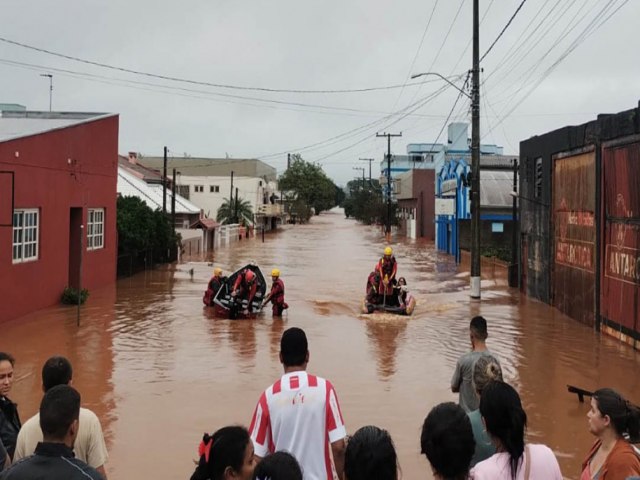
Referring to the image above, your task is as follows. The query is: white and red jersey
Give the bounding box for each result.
[249,371,346,480]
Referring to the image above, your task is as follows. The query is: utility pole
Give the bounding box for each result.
[510,159,518,288]
[470,0,481,299]
[171,168,177,230]
[230,170,234,220]
[40,73,53,111]
[287,153,291,170]
[360,158,374,184]
[376,132,402,236]
[353,167,365,190]
[235,187,239,224]
[163,146,168,214]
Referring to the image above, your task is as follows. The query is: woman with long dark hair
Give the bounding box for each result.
[191,426,256,480]
[581,388,640,479]
[470,381,562,479]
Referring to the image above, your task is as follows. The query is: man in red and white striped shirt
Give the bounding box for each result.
[249,328,347,480]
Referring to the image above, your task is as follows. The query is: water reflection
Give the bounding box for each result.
[363,316,408,380]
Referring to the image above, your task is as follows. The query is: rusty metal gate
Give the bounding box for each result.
[600,137,640,341]
[552,148,596,326]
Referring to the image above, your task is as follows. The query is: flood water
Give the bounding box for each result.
[4,208,640,479]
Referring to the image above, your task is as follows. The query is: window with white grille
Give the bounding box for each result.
[87,208,105,250]
[12,209,39,263]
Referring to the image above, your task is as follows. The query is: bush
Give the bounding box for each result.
[61,287,89,305]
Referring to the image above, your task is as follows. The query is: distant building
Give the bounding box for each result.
[136,156,284,231]
[433,123,518,260]
[0,110,118,323]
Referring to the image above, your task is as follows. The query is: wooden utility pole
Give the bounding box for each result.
[162,146,168,214]
[360,158,374,184]
[376,132,402,236]
[470,0,481,299]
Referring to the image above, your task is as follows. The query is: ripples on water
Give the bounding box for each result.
[3,209,640,479]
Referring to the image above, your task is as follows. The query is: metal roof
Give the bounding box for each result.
[137,156,278,182]
[479,170,516,207]
[117,167,201,214]
[0,111,113,143]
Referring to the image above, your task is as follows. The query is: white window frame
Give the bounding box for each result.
[87,208,105,250]
[209,185,220,193]
[12,209,39,263]
[194,185,204,193]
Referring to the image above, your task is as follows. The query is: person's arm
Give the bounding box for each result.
[451,359,462,393]
[96,465,107,480]
[331,438,346,480]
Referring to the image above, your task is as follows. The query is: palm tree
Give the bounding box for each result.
[216,197,254,225]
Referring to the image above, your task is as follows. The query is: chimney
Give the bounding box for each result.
[128,152,137,164]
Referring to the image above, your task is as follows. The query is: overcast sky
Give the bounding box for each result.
[2,0,639,185]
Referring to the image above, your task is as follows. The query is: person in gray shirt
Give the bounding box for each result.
[451,316,500,412]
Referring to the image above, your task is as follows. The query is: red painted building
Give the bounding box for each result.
[0,111,119,323]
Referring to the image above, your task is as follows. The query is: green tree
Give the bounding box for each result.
[278,155,339,216]
[343,179,396,226]
[116,196,178,261]
[216,197,254,225]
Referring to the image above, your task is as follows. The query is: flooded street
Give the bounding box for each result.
[4,208,640,479]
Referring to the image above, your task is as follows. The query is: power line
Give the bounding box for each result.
[0,35,457,95]
[480,0,529,63]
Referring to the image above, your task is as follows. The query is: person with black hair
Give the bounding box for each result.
[249,327,347,480]
[451,316,500,412]
[345,426,398,480]
[191,426,256,480]
[420,402,474,480]
[253,451,302,480]
[0,385,102,479]
[470,381,562,479]
[13,356,108,478]
[581,388,640,479]
[0,353,20,462]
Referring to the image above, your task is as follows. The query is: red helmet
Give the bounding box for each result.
[245,270,256,283]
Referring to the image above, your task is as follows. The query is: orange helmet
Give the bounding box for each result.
[245,270,256,283]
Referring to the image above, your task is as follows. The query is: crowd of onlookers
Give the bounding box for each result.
[1,317,640,479]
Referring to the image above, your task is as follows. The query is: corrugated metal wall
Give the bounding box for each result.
[552,149,596,326]
[600,137,640,338]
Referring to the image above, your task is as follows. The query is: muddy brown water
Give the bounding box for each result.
[3,208,640,479]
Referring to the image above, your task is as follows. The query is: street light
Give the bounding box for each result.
[410,72,471,99]
[40,73,53,111]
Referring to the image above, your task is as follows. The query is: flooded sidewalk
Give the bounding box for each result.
[3,209,640,479]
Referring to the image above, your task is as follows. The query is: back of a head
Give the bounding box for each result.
[479,381,526,478]
[593,388,640,441]
[470,316,488,341]
[42,356,73,391]
[421,402,474,480]
[280,327,308,367]
[253,451,302,480]
[473,355,502,396]
[345,426,398,480]
[192,426,251,480]
[39,384,81,441]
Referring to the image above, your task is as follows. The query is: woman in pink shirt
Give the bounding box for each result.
[470,381,562,480]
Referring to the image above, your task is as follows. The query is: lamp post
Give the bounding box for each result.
[411,63,480,299]
[40,73,53,111]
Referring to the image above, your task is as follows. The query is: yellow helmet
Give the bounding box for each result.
[213,267,222,276]
[271,268,280,277]
[384,246,393,256]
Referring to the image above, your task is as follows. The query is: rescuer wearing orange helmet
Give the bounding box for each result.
[203,267,227,306]
[231,268,259,315]
[262,268,289,316]
[374,246,398,299]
